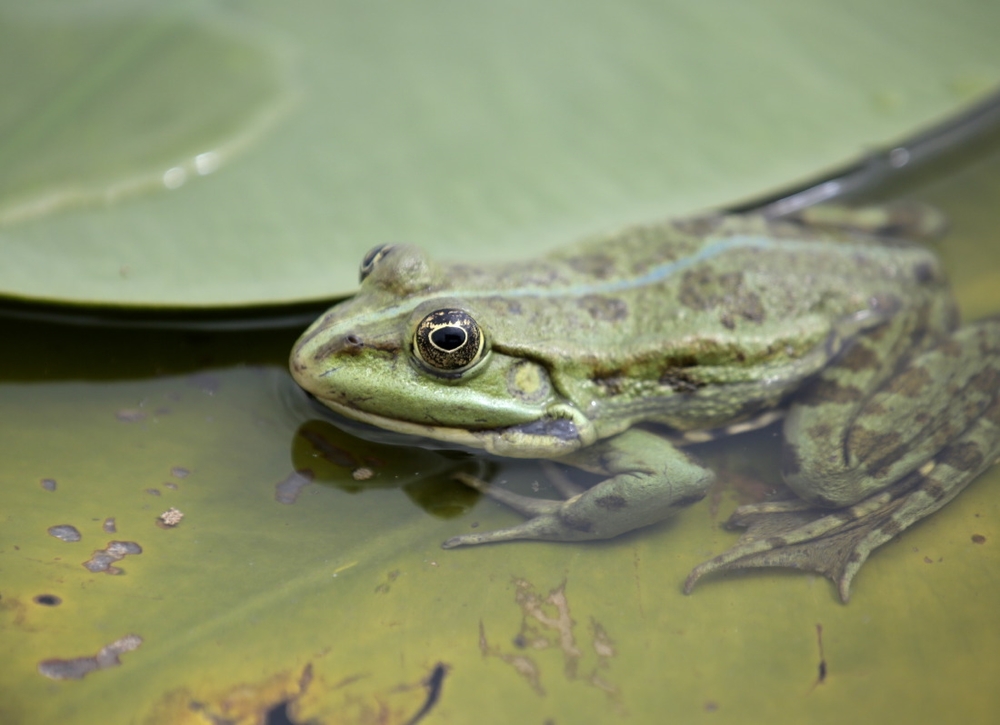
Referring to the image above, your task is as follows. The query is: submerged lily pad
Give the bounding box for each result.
[1,0,999,307]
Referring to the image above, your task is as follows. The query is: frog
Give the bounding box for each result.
[289,202,1000,602]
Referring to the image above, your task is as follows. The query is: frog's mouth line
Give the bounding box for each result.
[308,394,590,459]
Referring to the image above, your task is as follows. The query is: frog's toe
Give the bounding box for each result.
[441,513,578,548]
[445,472,595,547]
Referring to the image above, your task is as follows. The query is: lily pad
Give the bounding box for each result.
[1,0,999,307]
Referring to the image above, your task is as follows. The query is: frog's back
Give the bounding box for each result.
[472,213,944,354]
[452,211,947,431]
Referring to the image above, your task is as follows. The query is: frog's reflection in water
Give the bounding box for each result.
[290,417,493,519]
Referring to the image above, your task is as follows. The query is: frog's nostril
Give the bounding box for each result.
[345,334,362,347]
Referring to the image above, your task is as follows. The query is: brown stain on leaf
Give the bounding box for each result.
[152,664,317,725]
[479,620,545,695]
[148,659,439,725]
[82,540,142,575]
[38,634,143,680]
[374,570,400,594]
[478,577,622,708]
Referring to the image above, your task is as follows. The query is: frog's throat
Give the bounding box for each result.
[313,397,597,459]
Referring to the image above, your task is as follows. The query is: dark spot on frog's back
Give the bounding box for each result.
[839,342,879,372]
[483,296,523,315]
[801,379,864,405]
[939,338,963,358]
[735,291,765,324]
[579,295,628,321]
[885,366,932,398]
[568,253,616,279]
[671,214,724,237]
[678,269,735,310]
[984,398,1000,427]
[679,270,763,325]
[969,366,1000,394]
[719,292,767,330]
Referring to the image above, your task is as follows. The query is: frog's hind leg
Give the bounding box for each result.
[686,316,1000,601]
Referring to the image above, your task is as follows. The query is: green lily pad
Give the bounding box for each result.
[1,0,999,307]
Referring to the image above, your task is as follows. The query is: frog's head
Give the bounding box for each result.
[290,244,596,458]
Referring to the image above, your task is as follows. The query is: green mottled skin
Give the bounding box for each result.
[291,204,1000,602]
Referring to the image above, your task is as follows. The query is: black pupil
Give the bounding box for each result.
[431,326,465,351]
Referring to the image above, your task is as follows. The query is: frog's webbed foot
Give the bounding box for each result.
[685,410,999,601]
[442,429,713,549]
[684,487,907,603]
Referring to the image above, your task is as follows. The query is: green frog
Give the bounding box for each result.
[290,204,1000,602]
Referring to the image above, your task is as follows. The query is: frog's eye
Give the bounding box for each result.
[359,244,398,282]
[413,309,487,374]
